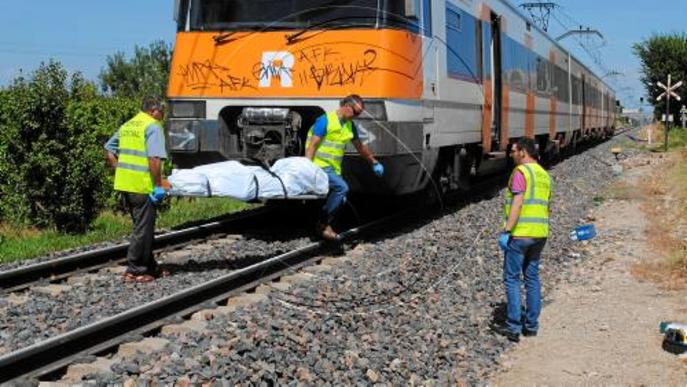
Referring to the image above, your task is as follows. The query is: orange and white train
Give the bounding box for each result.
[166,0,616,196]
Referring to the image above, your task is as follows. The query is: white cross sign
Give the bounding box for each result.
[657,75,682,101]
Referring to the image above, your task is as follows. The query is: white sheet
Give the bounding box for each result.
[169,157,329,201]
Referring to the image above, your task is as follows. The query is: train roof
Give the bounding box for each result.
[496,0,615,94]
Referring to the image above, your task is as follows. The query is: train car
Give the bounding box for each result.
[166,0,615,196]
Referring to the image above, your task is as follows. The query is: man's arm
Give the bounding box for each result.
[305,115,327,161]
[305,135,322,160]
[504,193,524,232]
[145,123,167,188]
[351,139,377,165]
[104,130,120,169]
[148,157,163,187]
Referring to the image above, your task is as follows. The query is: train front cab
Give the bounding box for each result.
[166,0,436,196]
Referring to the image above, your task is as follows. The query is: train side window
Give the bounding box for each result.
[445,4,477,81]
[447,9,461,31]
[422,0,432,37]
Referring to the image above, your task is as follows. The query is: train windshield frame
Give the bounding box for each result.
[176,0,416,32]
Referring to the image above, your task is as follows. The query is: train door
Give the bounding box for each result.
[489,12,503,149]
[581,73,587,135]
[420,0,436,127]
[420,0,435,97]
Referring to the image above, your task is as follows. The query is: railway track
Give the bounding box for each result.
[0,207,275,292]
[0,129,628,294]
[0,212,407,383]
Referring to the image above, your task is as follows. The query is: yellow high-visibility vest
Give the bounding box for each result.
[305,111,354,175]
[504,162,552,238]
[113,112,158,194]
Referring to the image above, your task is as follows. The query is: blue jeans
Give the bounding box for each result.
[320,167,349,225]
[503,238,547,334]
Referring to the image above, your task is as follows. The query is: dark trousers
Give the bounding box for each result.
[121,192,158,275]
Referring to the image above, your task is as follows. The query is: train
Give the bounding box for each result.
[166,0,616,196]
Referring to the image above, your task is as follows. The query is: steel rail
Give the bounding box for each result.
[0,207,272,292]
[0,212,402,383]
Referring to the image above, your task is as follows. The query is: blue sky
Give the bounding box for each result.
[1,0,685,108]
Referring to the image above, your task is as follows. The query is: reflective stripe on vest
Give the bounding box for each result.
[305,111,354,175]
[504,162,552,238]
[113,111,158,194]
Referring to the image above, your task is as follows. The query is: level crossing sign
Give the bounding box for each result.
[657,75,682,102]
[657,74,683,150]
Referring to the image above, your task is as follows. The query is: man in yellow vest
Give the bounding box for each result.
[305,95,384,241]
[493,137,551,342]
[105,96,169,283]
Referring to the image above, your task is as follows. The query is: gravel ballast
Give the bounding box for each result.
[0,232,312,357]
[79,137,639,385]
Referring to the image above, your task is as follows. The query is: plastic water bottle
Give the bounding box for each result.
[569,224,596,241]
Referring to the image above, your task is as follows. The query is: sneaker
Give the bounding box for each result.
[123,272,156,283]
[522,329,538,337]
[491,324,520,342]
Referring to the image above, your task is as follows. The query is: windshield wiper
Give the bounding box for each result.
[213,31,239,45]
[284,16,376,45]
[213,23,301,45]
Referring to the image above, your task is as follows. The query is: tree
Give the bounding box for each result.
[633,33,687,119]
[0,62,138,232]
[99,40,172,99]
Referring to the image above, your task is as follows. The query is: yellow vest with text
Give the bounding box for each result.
[305,111,354,175]
[504,163,551,238]
[113,112,158,194]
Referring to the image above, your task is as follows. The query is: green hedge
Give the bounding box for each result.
[0,62,139,232]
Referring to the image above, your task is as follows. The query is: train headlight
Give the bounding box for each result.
[168,121,199,151]
[169,100,206,119]
[359,101,387,121]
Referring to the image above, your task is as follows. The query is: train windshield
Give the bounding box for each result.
[177,0,413,32]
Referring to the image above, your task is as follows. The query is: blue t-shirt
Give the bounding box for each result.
[310,115,360,140]
[104,122,167,158]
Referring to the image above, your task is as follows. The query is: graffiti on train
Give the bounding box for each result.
[168,30,423,98]
[177,60,255,92]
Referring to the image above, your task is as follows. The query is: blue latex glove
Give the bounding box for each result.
[372,162,384,177]
[498,231,511,251]
[149,186,167,205]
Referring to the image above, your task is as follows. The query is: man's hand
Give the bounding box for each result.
[105,151,118,169]
[372,162,384,177]
[498,231,511,251]
[149,186,167,205]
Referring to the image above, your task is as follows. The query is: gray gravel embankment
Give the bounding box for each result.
[0,233,311,356]
[90,137,638,385]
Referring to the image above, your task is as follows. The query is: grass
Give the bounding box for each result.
[619,125,687,153]
[0,197,252,264]
[637,125,687,151]
[631,147,687,289]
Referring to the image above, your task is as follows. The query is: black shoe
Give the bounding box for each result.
[522,329,538,337]
[491,324,520,342]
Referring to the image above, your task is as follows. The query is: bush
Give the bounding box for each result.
[0,61,139,232]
